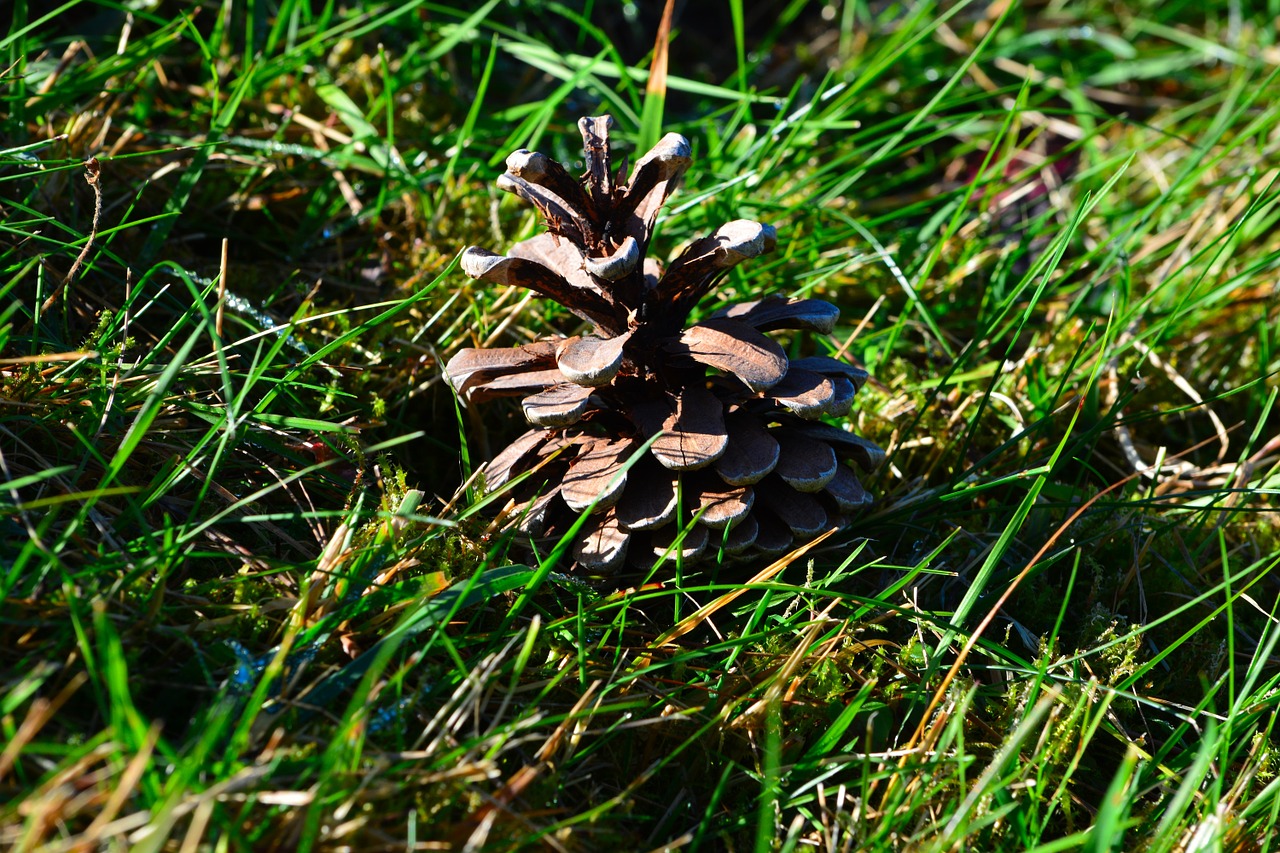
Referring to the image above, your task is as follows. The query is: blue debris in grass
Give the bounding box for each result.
[223,638,320,713]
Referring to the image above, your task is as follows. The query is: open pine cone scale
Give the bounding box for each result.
[446,116,882,575]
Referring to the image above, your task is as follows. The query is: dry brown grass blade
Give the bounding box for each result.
[303,520,353,620]
[646,0,676,102]
[0,351,98,365]
[216,237,229,339]
[655,527,838,647]
[74,723,162,849]
[176,799,215,853]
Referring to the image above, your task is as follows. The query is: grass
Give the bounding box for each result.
[3,0,1280,849]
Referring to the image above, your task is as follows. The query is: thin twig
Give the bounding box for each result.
[41,157,102,314]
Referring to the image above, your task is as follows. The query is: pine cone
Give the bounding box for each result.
[446,116,883,575]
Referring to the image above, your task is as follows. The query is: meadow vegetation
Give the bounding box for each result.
[3,0,1280,849]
